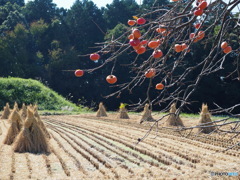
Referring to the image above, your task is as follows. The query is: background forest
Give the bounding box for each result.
[0,0,239,112]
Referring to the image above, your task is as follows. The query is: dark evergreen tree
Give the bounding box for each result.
[142,0,169,7]
[103,0,139,29]
[0,0,24,6]
[66,0,106,53]
[0,2,26,32]
[23,0,57,23]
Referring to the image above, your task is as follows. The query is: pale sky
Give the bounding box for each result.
[24,0,142,9]
[24,0,239,12]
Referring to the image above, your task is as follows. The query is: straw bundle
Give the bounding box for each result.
[3,109,23,145]
[1,103,11,119]
[33,104,38,111]
[139,104,154,124]
[14,102,19,112]
[13,109,50,153]
[34,108,51,139]
[96,102,108,117]
[198,104,216,133]
[165,103,184,126]
[117,104,129,119]
[19,103,27,119]
[29,104,34,110]
[8,106,21,123]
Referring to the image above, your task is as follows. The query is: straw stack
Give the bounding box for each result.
[164,103,184,126]
[117,103,129,119]
[14,102,19,112]
[198,104,216,133]
[33,105,51,139]
[1,103,11,119]
[13,108,50,153]
[3,109,23,145]
[19,103,27,119]
[96,102,108,117]
[139,104,154,124]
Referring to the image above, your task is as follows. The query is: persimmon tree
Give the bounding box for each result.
[80,0,240,150]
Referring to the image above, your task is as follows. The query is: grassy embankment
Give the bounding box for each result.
[0,77,89,114]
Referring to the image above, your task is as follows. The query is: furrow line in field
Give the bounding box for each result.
[87,125,204,165]
[13,153,31,180]
[0,141,4,179]
[152,136,228,166]
[50,144,71,177]
[108,129,202,165]
[46,120,166,168]
[90,125,200,168]
[81,124,201,165]
[10,150,15,180]
[56,117,239,157]
[28,153,50,180]
[0,123,13,180]
[47,130,104,178]
[64,125,144,168]
[45,118,195,164]
[48,125,120,179]
[69,118,239,166]
[25,154,32,179]
[45,119,180,170]
[45,118,238,171]
[0,144,3,157]
[47,128,107,177]
[59,116,237,150]
[42,154,52,175]
[53,126,134,171]
[49,131,88,175]
[46,120,161,167]
[44,117,240,176]
[46,119,188,167]
[155,130,240,157]
[81,122,238,166]
[0,146,12,179]
[43,150,69,178]
[153,127,237,150]
[45,116,201,145]
[48,123,145,171]
[64,125,183,170]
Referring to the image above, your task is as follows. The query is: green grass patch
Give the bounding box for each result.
[180,113,199,118]
[0,77,89,112]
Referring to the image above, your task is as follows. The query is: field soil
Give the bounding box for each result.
[0,113,239,180]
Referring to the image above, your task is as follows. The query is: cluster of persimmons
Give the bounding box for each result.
[74,0,232,92]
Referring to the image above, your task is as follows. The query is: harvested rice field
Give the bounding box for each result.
[0,113,239,180]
